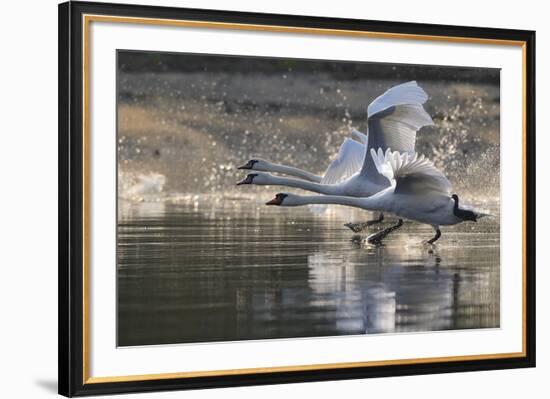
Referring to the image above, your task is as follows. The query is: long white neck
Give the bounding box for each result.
[261,175,342,195]
[263,163,322,183]
[289,194,385,212]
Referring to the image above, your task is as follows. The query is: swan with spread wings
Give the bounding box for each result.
[237,81,434,232]
[265,148,486,244]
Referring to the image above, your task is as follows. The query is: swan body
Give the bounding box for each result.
[266,148,485,243]
[271,190,461,227]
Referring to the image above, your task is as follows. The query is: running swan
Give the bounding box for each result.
[237,81,434,231]
[265,148,487,244]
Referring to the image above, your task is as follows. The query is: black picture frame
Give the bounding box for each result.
[59,1,536,396]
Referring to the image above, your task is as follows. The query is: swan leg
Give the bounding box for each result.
[427,228,442,245]
[366,219,403,244]
[345,213,384,233]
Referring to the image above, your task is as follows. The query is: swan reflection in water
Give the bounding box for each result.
[117,202,499,346]
[306,237,498,336]
[307,247,452,335]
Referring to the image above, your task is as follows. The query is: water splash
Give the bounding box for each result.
[119,171,166,202]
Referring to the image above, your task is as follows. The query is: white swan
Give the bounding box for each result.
[237,81,433,231]
[265,148,486,244]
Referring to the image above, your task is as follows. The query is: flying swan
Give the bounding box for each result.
[264,148,486,244]
[237,81,434,232]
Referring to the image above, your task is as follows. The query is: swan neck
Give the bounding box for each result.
[268,176,339,195]
[298,194,381,211]
[268,164,322,183]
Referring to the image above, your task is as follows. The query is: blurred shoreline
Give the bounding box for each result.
[119,50,500,84]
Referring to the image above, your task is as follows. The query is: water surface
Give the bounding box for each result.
[117,200,500,346]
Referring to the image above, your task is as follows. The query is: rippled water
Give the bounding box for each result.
[117,200,500,347]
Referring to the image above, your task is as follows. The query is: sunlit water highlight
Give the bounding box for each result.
[117,199,499,346]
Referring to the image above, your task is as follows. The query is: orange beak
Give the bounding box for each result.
[265,197,281,206]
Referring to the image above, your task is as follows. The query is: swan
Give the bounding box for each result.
[264,148,486,244]
[237,81,434,232]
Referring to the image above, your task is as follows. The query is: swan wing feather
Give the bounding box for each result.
[367,81,429,117]
[370,148,452,195]
[360,82,434,179]
[321,137,365,184]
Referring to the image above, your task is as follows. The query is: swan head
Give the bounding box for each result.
[265,193,289,206]
[236,173,258,185]
[236,172,274,186]
[265,193,306,206]
[237,158,271,171]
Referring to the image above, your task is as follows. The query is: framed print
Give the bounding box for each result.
[58,1,536,396]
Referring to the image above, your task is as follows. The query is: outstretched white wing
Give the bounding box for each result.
[370,148,452,195]
[321,132,366,184]
[367,104,433,152]
[360,81,434,180]
[367,80,430,116]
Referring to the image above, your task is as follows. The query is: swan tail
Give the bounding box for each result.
[475,211,492,219]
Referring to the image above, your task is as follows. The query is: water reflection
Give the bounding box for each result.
[117,200,499,347]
